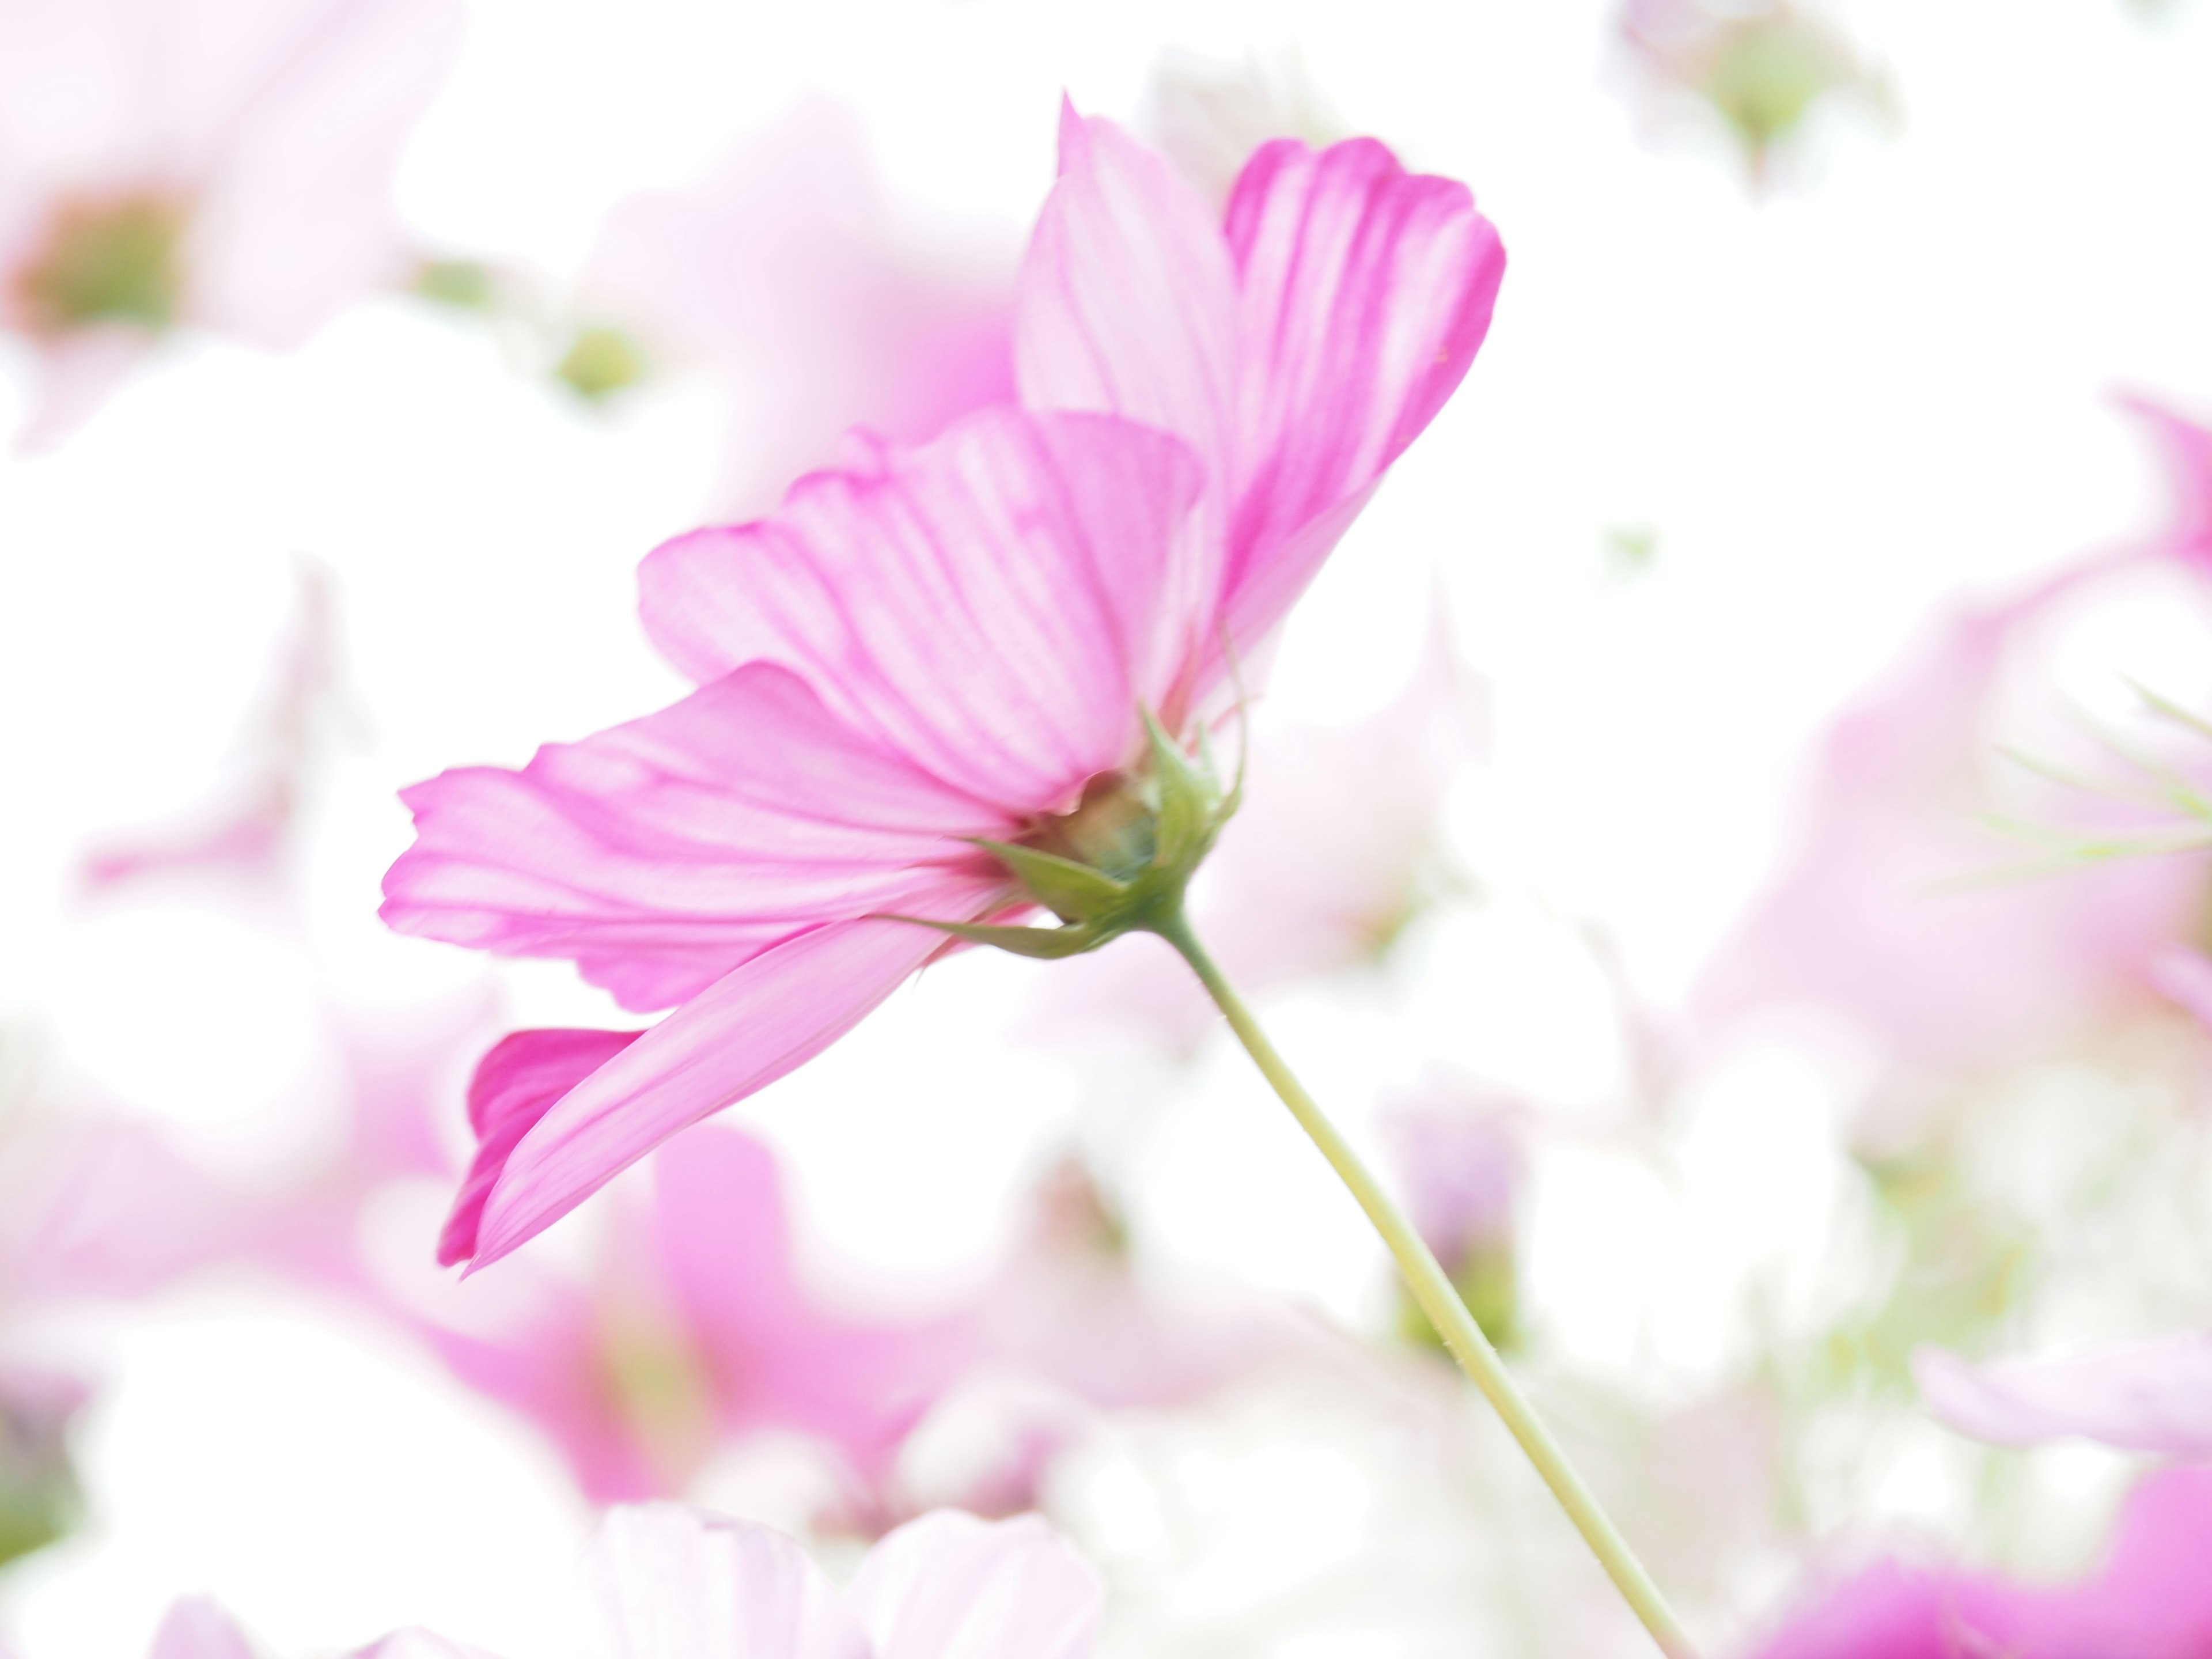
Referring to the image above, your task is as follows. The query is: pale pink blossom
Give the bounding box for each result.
[384,111,1505,1269]
[579,101,1018,517]
[1747,1465,2212,1658]
[587,1503,1099,1659]
[1700,398,2212,1075]
[1914,1335,2212,1457]
[0,0,460,444]
[1027,609,1484,1055]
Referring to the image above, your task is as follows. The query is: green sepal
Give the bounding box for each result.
[1142,706,1214,871]
[879,915,1107,960]
[971,839,1129,923]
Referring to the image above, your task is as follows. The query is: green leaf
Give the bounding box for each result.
[972,839,1130,922]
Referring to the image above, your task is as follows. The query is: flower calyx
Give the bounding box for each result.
[916,708,1240,960]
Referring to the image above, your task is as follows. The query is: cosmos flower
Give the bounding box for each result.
[382,109,1504,1269]
[1745,1465,2212,1658]
[0,0,460,444]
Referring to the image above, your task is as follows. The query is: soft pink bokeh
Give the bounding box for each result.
[1746,1465,2212,1659]
[1698,399,2212,1080]
[580,101,1018,518]
[0,0,462,444]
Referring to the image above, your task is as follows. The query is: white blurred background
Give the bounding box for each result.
[2,1,2211,1656]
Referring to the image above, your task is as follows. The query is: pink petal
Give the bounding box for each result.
[1014,103,1239,647]
[147,1601,256,1659]
[1914,1337,2212,1457]
[437,1028,644,1266]
[470,890,1002,1270]
[382,662,1010,1012]
[1212,136,1505,656]
[847,1512,1103,1659]
[653,1127,971,1476]
[589,1504,869,1659]
[638,404,1203,812]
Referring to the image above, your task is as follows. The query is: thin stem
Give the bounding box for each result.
[1153,911,1701,1659]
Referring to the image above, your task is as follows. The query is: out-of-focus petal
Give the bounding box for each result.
[653,1127,969,1479]
[590,1503,869,1659]
[188,0,465,346]
[471,891,1002,1269]
[147,1600,257,1659]
[1747,1467,2212,1658]
[2119,394,2212,567]
[1212,137,1505,656]
[584,99,1015,518]
[437,1028,644,1266]
[846,1511,1103,1659]
[1914,1336,2212,1456]
[1696,571,2202,1070]
[382,662,1010,1012]
[2149,944,2212,1032]
[638,407,1204,810]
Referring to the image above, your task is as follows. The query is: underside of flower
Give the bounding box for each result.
[914,709,1241,959]
[14,191,189,338]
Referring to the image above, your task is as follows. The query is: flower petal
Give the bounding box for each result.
[1915,1337,2212,1457]
[147,1601,256,1659]
[437,1028,643,1266]
[1213,136,1505,655]
[638,406,1203,810]
[1013,102,1238,643]
[382,662,1009,1013]
[846,1512,1103,1659]
[653,1127,971,1476]
[469,890,1002,1269]
[590,1503,869,1659]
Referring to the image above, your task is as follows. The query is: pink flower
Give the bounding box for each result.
[1695,580,2204,1075]
[1914,1335,2212,1457]
[0,0,460,445]
[382,109,1505,1269]
[579,101,1018,517]
[1700,397,2212,1076]
[1745,1465,2212,1658]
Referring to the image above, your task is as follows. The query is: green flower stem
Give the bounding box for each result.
[1153,910,1700,1659]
